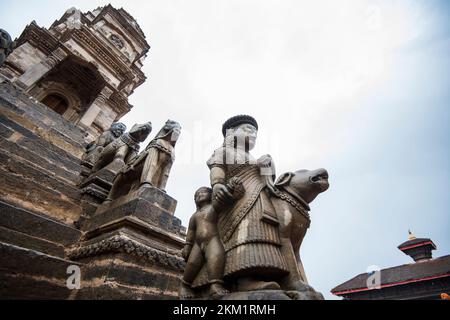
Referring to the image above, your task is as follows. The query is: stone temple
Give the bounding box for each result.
[0,5,186,299]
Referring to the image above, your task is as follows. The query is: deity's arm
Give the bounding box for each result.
[210,166,226,187]
[185,215,197,246]
[182,215,197,260]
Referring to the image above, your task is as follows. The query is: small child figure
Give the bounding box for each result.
[179,178,243,299]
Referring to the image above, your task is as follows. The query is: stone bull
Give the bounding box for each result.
[269,168,329,297]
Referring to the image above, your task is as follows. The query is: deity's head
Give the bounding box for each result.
[222,115,258,151]
[194,186,212,209]
[110,122,127,138]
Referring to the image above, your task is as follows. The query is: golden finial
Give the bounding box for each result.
[408,229,416,241]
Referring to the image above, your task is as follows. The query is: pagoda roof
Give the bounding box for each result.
[331,255,450,296]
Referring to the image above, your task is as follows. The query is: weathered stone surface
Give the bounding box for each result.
[0,273,73,300]
[0,226,65,257]
[0,89,86,155]
[0,149,82,202]
[0,242,80,300]
[79,254,181,293]
[86,196,181,235]
[0,201,81,246]
[0,242,80,279]
[100,185,178,215]
[0,112,84,172]
[0,134,81,183]
[73,283,178,300]
[0,166,83,225]
[79,165,118,191]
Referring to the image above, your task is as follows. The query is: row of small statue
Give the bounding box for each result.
[83,120,181,201]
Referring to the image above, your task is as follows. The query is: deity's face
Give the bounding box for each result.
[232,123,258,151]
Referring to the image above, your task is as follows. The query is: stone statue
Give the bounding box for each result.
[83,122,126,164]
[139,120,181,191]
[180,178,244,300]
[106,120,181,202]
[270,169,329,298]
[0,29,14,66]
[181,115,329,300]
[91,122,152,174]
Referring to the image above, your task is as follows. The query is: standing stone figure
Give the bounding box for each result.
[180,178,244,299]
[182,115,329,300]
[0,29,14,66]
[91,122,152,174]
[139,120,181,191]
[206,115,287,292]
[106,120,181,201]
[83,122,126,165]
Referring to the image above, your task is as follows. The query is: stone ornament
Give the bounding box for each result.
[67,234,185,271]
[180,115,329,300]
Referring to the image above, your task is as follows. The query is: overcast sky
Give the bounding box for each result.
[2,0,449,299]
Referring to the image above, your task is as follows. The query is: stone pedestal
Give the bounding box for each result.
[76,159,124,229]
[68,185,186,299]
[221,289,324,300]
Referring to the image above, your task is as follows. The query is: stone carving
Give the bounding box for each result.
[107,120,181,202]
[181,115,329,300]
[83,122,126,164]
[270,169,329,298]
[0,29,14,66]
[67,234,185,271]
[110,34,124,49]
[91,122,152,174]
[180,178,244,299]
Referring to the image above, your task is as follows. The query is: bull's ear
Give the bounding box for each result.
[275,172,294,187]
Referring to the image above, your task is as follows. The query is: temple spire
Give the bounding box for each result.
[408,229,417,241]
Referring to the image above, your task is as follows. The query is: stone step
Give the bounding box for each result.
[0,82,87,147]
[0,148,82,202]
[0,226,65,258]
[0,132,81,184]
[0,242,80,299]
[0,201,81,246]
[0,113,84,173]
[0,94,87,153]
[0,165,83,225]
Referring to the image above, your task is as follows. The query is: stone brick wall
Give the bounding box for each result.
[0,82,87,226]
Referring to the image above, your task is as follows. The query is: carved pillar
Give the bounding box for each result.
[15,48,68,90]
[78,87,113,127]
